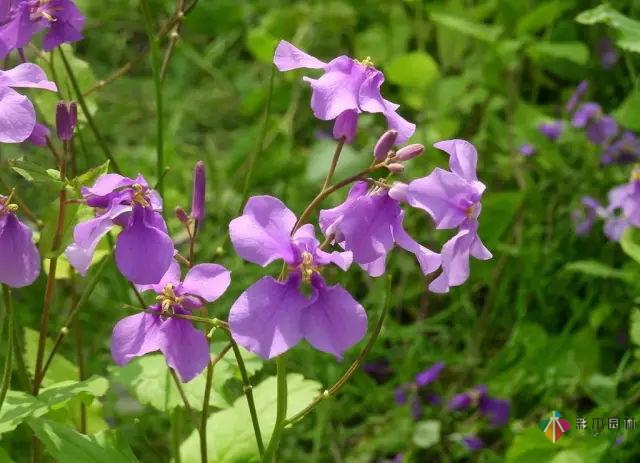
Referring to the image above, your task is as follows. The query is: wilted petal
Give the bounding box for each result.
[111,312,163,365]
[301,277,367,359]
[392,213,440,275]
[159,317,209,382]
[181,263,231,303]
[273,40,326,71]
[229,195,297,266]
[229,275,307,359]
[0,214,40,287]
[0,86,35,143]
[115,205,174,284]
[0,63,57,91]
[434,139,478,182]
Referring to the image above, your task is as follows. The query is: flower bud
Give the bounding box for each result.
[56,101,77,141]
[395,143,424,161]
[388,182,408,203]
[191,161,206,221]
[374,129,398,161]
[333,110,358,143]
[386,163,405,173]
[175,206,189,223]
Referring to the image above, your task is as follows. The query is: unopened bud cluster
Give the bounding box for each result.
[373,130,425,172]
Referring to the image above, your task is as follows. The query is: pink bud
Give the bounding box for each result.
[395,144,424,161]
[386,163,405,173]
[191,161,205,221]
[388,182,409,203]
[175,207,189,223]
[374,129,398,161]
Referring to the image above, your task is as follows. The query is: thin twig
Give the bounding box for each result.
[322,138,345,191]
[169,368,199,428]
[0,285,14,413]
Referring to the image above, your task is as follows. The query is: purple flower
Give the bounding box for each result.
[319,181,440,278]
[565,80,588,114]
[394,385,408,405]
[602,131,640,165]
[0,63,56,143]
[111,260,231,382]
[538,120,563,141]
[572,196,603,236]
[599,170,640,240]
[406,140,492,293]
[596,37,618,70]
[273,40,415,144]
[0,0,84,58]
[0,194,40,287]
[228,195,367,359]
[415,362,444,387]
[518,143,535,157]
[65,173,174,284]
[479,396,510,426]
[190,161,205,222]
[572,103,618,145]
[462,435,484,451]
[25,121,49,146]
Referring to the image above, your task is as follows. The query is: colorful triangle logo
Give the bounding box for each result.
[538,411,571,443]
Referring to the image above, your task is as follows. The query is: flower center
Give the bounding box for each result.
[299,251,318,283]
[0,191,18,215]
[356,56,375,68]
[465,204,477,218]
[631,168,640,182]
[156,284,184,314]
[131,184,151,207]
[31,0,60,23]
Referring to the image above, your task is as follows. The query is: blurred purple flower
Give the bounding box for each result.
[462,435,484,451]
[572,103,618,145]
[0,194,40,287]
[65,174,174,284]
[602,131,640,165]
[596,37,618,70]
[229,195,367,359]
[518,143,535,157]
[394,386,408,405]
[565,80,589,114]
[479,396,510,426]
[111,260,231,382]
[363,359,393,383]
[599,170,640,241]
[538,121,564,141]
[0,63,56,143]
[406,140,492,293]
[572,196,603,236]
[0,0,84,58]
[415,362,445,387]
[273,40,415,143]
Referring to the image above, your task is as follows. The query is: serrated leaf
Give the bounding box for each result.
[27,418,139,463]
[180,374,321,462]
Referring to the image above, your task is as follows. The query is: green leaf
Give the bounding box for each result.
[613,90,640,132]
[430,12,502,43]
[39,376,109,410]
[630,309,640,347]
[9,160,63,187]
[71,161,110,190]
[0,446,14,463]
[478,191,524,249]
[527,42,589,65]
[385,52,440,90]
[24,327,78,386]
[620,228,640,265]
[516,1,574,36]
[576,4,640,53]
[246,29,278,64]
[563,260,632,281]
[412,420,441,448]
[0,391,48,434]
[27,418,139,463]
[180,374,321,462]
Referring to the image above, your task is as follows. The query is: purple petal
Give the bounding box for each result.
[181,263,231,303]
[429,227,474,294]
[301,276,367,359]
[0,214,40,287]
[229,195,297,266]
[136,259,181,294]
[81,174,135,197]
[26,122,49,147]
[273,40,326,71]
[0,63,57,91]
[434,139,478,182]
[392,212,440,275]
[572,102,600,128]
[0,86,35,143]
[229,275,307,359]
[115,206,174,284]
[42,0,85,50]
[360,254,387,277]
[111,312,163,366]
[332,109,358,143]
[314,248,353,271]
[448,392,472,410]
[319,181,368,238]
[415,362,445,387]
[604,217,628,241]
[159,317,210,382]
[479,396,510,426]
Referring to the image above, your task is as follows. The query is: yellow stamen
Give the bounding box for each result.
[358,56,375,67]
[300,251,317,283]
[131,184,150,207]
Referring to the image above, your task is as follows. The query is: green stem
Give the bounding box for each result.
[199,358,213,463]
[141,0,165,201]
[230,341,264,455]
[172,408,182,463]
[322,138,345,191]
[261,356,287,463]
[58,48,121,173]
[284,276,391,425]
[169,368,199,428]
[0,285,14,412]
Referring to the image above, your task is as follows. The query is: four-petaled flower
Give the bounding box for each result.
[111,260,231,382]
[0,193,40,287]
[572,102,618,145]
[228,195,367,360]
[273,40,415,144]
[0,63,56,143]
[65,173,174,284]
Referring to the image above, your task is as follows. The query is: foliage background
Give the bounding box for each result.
[2,0,640,461]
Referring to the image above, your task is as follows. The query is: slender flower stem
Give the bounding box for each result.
[199,358,213,463]
[169,368,199,428]
[261,355,287,463]
[141,0,166,201]
[322,138,345,191]
[0,285,14,413]
[172,409,182,463]
[284,276,391,425]
[230,340,264,455]
[58,48,121,173]
[160,0,186,81]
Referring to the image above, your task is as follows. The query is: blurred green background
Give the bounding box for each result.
[2,0,640,461]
